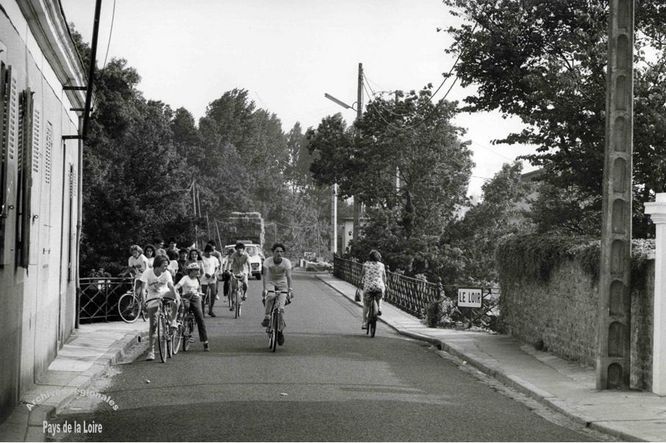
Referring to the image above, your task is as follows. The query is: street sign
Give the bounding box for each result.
[458,288,482,308]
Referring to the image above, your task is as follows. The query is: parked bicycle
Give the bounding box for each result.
[117,278,146,323]
[263,290,291,352]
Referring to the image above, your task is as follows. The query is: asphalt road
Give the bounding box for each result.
[51,271,605,442]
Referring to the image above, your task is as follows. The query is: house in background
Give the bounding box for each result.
[0,0,86,422]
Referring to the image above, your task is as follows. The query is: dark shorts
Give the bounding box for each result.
[363,289,382,306]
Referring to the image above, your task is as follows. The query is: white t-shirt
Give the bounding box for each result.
[201,255,220,284]
[140,268,173,305]
[128,254,149,278]
[263,257,291,290]
[175,275,200,296]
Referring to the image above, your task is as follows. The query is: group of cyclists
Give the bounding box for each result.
[127,239,294,361]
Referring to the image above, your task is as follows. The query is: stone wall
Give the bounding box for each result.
[499,258,654,390]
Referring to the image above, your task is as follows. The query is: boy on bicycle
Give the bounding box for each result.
[261,243,293,345]
[141,255,181,361]
[174,262,209,351]
[225,242,251,312]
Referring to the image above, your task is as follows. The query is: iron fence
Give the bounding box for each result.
[78,277,134,322]
[333,256,440,318]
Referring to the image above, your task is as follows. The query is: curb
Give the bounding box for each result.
[53,329,148,415]
[315,275,637,442]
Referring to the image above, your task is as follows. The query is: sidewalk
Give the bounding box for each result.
[317,273,666,442]
[0,322,147,442]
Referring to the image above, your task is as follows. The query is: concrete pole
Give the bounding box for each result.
[331,183,338,256]
[596,0,634,390]
[352,63,363,243]
[644,193,666,395]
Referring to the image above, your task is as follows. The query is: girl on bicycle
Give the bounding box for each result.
[360,249,386,330]
[127,245,148,296]
[140,254,180,361]
[174,262,209,351]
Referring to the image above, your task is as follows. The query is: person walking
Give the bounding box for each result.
[201,244,220,317]
[360,249,386,330]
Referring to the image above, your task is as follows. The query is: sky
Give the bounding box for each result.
[60,0,536,197]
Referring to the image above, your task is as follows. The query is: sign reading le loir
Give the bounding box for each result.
[458,288,482,308]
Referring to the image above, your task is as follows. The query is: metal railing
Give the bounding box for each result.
[78,276,134,322]
[334,256,440,318]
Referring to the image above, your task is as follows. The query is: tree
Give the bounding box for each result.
[443,0,666,237]
[445,161,535,284]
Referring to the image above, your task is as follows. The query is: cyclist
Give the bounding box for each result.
[141,254,180,361]
[127,245,148,296]
[226,242,250,312]
[201,244,220,317]
[261,243,293,346]
[360,249,386,330]
[174,262,209,351]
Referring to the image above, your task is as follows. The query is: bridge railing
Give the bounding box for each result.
[78,277,134,322]
[333,256,440,318]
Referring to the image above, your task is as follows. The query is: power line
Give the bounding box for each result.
[102,0,117,69]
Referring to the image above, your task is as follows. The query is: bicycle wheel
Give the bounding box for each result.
[271,310,278,352]
[369,300,377,338]
[172,323,182,355]
[118,292,140,323]
[157,315,168,363]
[183,317,193,352]
[234,289,241,319]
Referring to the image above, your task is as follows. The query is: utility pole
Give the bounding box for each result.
[331,183,338,255]
[352,63,363,243]
[596,0,634,390]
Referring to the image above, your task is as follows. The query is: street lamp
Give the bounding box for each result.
[323,63,365,256]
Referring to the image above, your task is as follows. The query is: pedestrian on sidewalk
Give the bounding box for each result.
[360,249,386,330]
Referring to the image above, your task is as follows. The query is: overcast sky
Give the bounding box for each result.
[60,0,536,197]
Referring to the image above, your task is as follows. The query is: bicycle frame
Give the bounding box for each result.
[264,289,289,351]
[145,297,177,362]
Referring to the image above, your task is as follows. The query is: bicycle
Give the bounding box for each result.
[117,278,146,323]
[200,285,211,316]
[263,290,291,352]
[366,291,381,338]
[146,297,178,362]
[177,293,200,352]
[231,274,245,319]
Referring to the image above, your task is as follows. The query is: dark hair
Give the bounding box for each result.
[207,240,216,247]
[368,249,382,262]
[167,249,179,260]
[188,248,200,259]
[204,244,213,253]
[144,244,156,255]
[271,243,286,252]
[168,237,177,244]
[235,242,245,250]
[153,254,169,269]
[179,248,189,255]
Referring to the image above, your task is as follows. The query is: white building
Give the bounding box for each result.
[0,0,86,420]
